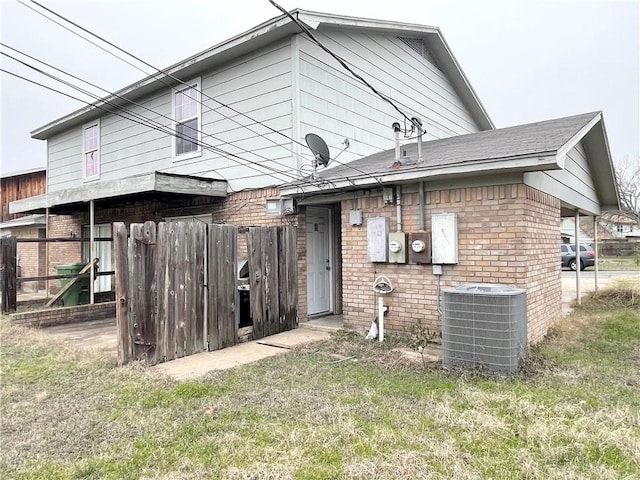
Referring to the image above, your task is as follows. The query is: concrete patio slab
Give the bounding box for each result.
[42,318,117,352]
[154,329,330,380]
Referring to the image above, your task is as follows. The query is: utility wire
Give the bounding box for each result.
[268,0,424,134]
[20,0,375,184]
[0,65,294,184]
[23,0,306,149]
[1,43,299,182]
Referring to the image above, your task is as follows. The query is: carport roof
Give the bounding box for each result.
[281,111,619,213]
[9,172,227,215]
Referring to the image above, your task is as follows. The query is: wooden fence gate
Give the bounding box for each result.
[114,221,297,366]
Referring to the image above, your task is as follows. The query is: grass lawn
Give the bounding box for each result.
[1,289,639,479]
[598,256,640,271]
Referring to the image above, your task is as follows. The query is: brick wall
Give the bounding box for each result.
[340,183,561,345]
[48,215,83,292]
[523,186,562,344]
[10,301,116,328]
[15,225,46,292]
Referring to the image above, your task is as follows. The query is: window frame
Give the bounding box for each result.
[171,77,202,161]
[82,119,101,181]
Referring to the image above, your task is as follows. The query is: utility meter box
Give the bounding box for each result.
[431,213,458,264]
[367,217,389,262]
[388,232,407,263]
[409,232,431,264]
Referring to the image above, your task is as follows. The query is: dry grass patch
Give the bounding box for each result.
[1,286,639,479]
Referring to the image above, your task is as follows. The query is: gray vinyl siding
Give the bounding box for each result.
[524,141,600,214]
[46,29,485,194]
[296,31,481,166]
[48,40,294,193]
[47,127,82,192]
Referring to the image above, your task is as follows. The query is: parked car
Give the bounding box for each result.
[560,244,595,271]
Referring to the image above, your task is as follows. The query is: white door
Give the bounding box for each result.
[306,207,332,315]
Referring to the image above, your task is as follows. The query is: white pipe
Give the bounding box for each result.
[419,181,425,230]
[396,186,402,232]
[594,215,599,292]
[414,117,423,161]
[575,211,581,306]
[90,200,95,305]
[394,129,400,162]
[45,207,50,297]
[378,296,384,342]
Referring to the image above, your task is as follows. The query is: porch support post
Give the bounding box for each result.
[89,200,95,305]
[45,207,50,297]
[575,210,581,306]
[594,215,599,292]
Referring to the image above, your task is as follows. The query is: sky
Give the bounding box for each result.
[0,0,638,176]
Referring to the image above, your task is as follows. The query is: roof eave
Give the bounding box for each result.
[281,154,557,197]
[31,9,494,139]
[31,11,301,140]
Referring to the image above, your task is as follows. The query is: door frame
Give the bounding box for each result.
[306,205,335,316]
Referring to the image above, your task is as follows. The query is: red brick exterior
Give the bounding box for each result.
[44,183,562,344]
[14,225,46,292]
[339,183,561,345]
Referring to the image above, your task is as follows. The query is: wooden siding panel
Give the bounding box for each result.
[0,170,46,221]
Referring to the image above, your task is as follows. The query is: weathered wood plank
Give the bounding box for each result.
[248,228,264,339]
[278,227,287,332]
[222,225,238,348]
[113,223,131,366]
[286,226,298,330]
[130,221,157,363]
[174,222,186,359]
[207,225,220,351]
[193,222,206,354]
[1,237,17,313]
[263,227,279,337]
[183,222,195,356]
[155,222,168,363]
[165,222,178,361]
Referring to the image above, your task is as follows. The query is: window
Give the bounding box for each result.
[172,78,201,159]
[83,120,100,180]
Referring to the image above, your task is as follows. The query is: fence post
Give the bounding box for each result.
[113,222,131,366]
[0,237,17,313]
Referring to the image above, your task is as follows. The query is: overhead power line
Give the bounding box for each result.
[1,43,300,183]
[0,64,295,185]
[268,0,425,135]
[19,0,376,183]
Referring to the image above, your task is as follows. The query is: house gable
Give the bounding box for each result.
[296,29,483,170]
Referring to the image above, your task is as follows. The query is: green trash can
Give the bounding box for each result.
[56,263,90,306]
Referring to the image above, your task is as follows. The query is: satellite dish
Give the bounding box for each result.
[305,133,331,168]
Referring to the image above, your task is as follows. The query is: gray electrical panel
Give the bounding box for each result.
[367,217,389,262]
[431,213,458,264]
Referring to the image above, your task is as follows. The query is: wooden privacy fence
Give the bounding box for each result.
[114,221,297,366]
[0,236,17,313]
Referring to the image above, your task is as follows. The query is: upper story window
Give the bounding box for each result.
[83,120,100,180]
[172,78,202,160]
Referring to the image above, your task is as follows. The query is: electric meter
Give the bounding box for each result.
[411,239,426,253]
